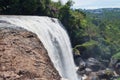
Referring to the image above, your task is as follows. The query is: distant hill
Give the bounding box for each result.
[82,8,120,26]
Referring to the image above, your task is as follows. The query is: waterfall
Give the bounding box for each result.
[0,16,80,80]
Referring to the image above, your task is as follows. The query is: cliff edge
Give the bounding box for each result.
[0,22,61,80]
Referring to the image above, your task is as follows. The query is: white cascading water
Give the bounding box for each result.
[0,16,80,80]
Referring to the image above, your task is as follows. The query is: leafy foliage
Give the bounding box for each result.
[79,8,120,60]
[0,0,40,14]
[0,0,120,61]
[112,52,120,59]
[118,78,120,80]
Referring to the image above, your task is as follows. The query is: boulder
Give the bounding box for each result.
[85,72,99,80]
[109,58,120,75]
[0,23,61,80]
[77,59,86,75]
[85,68,92,75]
[115,62,120,75]
[86,58,105,71]
[97,68,114,80]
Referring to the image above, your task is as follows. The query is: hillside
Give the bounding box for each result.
[76,8,120,61]
[0,0,120,77]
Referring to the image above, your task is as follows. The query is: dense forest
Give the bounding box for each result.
[81,8,120,60]
[0,0,120,64]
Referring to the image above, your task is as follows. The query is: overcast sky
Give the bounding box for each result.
[52,0,120,9]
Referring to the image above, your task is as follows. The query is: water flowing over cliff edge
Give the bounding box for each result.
[0,16,80,80]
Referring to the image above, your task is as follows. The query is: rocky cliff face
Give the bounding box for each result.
[0,23,61,80]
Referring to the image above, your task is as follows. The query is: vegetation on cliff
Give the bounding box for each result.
[0,0,120,60]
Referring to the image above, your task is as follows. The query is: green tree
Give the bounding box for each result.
[0,0,40,14]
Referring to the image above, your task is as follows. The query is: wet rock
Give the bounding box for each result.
[115,62,120,75]
[86,58,105,71]
[77,60,86,75]
[109,58,120,75]
[77,64,92,76]
[74,56,83,66]
[97,68,114,80]
[85,72,99,80]
[85,68,92,75]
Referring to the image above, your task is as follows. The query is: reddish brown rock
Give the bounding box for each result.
[0,24,61,80]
